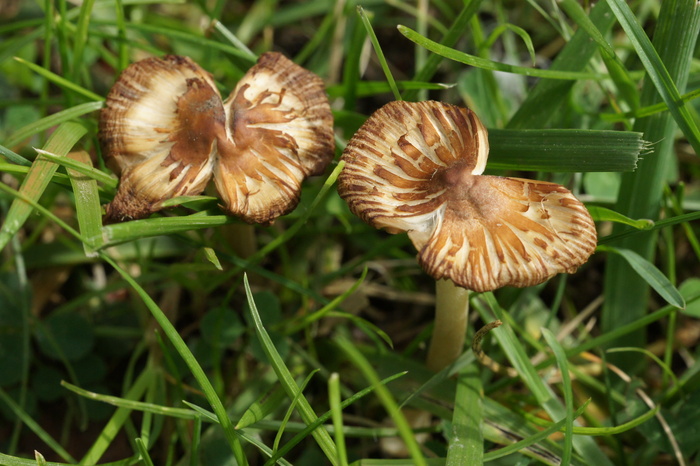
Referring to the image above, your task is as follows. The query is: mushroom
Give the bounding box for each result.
[100,52,334,224]
[100,55,222,221]
[338,100,597,371]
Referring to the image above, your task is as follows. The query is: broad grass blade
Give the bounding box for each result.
[66,151,103,256]
[488,129,642,172]
[606,0,700,155]
[446,364,483,465]
[602,0,700,368]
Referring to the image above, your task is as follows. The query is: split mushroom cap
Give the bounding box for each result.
[338,100,597,292]
[100,52,334,224]
[216,52,334,223]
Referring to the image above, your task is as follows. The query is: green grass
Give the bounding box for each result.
[1,0,699,464]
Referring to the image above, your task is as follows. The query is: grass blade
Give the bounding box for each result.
[237,384,287,429]
[483,401,589,463]
[182,400,295,465]
[0,122,86,252]
[0,144,31,167]
[328,81,452,99]
[488,129,642,172]
[600,210,700,245]
[113,0,128,71]
[598,245,685,309]
[181,401,217,423]
[329,373,349,466]
[476,294,614,465]
[606,0,700,155]
[398,25,605,80]
[100,213,235,248]
[65,151,104,255]
[558,0,639,111]
[211,19,257,61]
[264,372,407,466]
[78,369,152,464]
[272,370,319,455]
[190,417,202,466]
[114,21,257,63]
[606,347,678,387]
[0,387,76,463]
[402,0,483,102]
[341,14,369,112]
[34,451,47,466]
[507,1,616,129]
[483,23,536,65]
[13,57,103,102]
[446,364,483,465]
[34,148,117,188]
[336,336,426,466]
[244,274,339,465]
[134,438,154,466]
[476,295,549,402]
[601,87,700,122]
[72,0,96,84]
[527,402,660,436]
[587,206,655,230]
[357,6,401,101]
[99,255,247,465]
[4,101,103,149]
[62,381,199,420]
[287,267,368,334]
[541,329,574,466]
[601,0,700,366]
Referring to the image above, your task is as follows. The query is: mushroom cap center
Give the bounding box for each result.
[441,160,472,186]
[434,162,506,222]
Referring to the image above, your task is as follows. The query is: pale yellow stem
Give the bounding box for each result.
[426,279,470,372]
[222,223,257,259]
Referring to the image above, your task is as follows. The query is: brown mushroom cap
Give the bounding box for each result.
[338,100,597,292]
[215,52,334,224]
[100,52,334,224]
[101,55,223,221]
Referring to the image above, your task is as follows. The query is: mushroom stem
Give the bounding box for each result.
[426,279,470,372]
[223,223,258,259]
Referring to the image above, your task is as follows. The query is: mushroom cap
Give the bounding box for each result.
[215,52,335,224]
[101,55,223,221]
[338,100,597,292]
[100,52,334,224]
